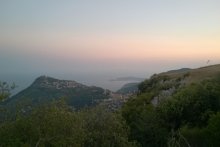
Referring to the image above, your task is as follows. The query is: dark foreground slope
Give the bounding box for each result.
[5,76,110,109]
[122,64,220,146]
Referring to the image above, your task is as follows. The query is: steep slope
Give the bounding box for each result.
[5,76,110,109]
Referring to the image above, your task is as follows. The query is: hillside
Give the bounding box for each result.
[138,64,220,105]
[117,82,139,94]
[1,64,220,146]
[5,76,110,109]
[160,64,220,83]
[121,64,220,146]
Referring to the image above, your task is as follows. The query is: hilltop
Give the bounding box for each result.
[138,64,220,105]
[5,76,110,109]
[160,64,220,83]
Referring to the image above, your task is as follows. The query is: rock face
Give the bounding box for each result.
[5,76,110,109]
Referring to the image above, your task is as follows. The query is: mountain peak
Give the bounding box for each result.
[35,75,56,81]
[32,75,82,89]
[8,75,109,109]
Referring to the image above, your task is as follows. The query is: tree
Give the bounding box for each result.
[81,106,137,147]
[205,112,220,146]
[121,96,169,147]
[158,79,220,129]
[0,101,136,147]
[0,100,85,146]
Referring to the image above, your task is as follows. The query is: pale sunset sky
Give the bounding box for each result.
[0,0,220,91]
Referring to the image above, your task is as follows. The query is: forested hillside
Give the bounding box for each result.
[0,64,220,146]
[121,64,220,146]
[5,76,110,110]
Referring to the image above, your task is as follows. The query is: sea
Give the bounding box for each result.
[0,73,147,96]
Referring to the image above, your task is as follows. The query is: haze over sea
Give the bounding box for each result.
[1,0,220,94]
[2,60,218,96]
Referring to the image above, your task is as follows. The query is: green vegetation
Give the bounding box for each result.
[1,64,220,146]
[121,68,220,146]
[0,100,136,147]
[117,83,139,94]
[5,76,109,110]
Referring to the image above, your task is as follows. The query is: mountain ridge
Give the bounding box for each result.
[5,75,110,109]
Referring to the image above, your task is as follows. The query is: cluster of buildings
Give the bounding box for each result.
[38,76,83,89]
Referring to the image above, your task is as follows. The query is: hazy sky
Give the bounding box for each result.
[1,0,220,79]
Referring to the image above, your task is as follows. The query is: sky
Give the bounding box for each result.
[1,0,220,91]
